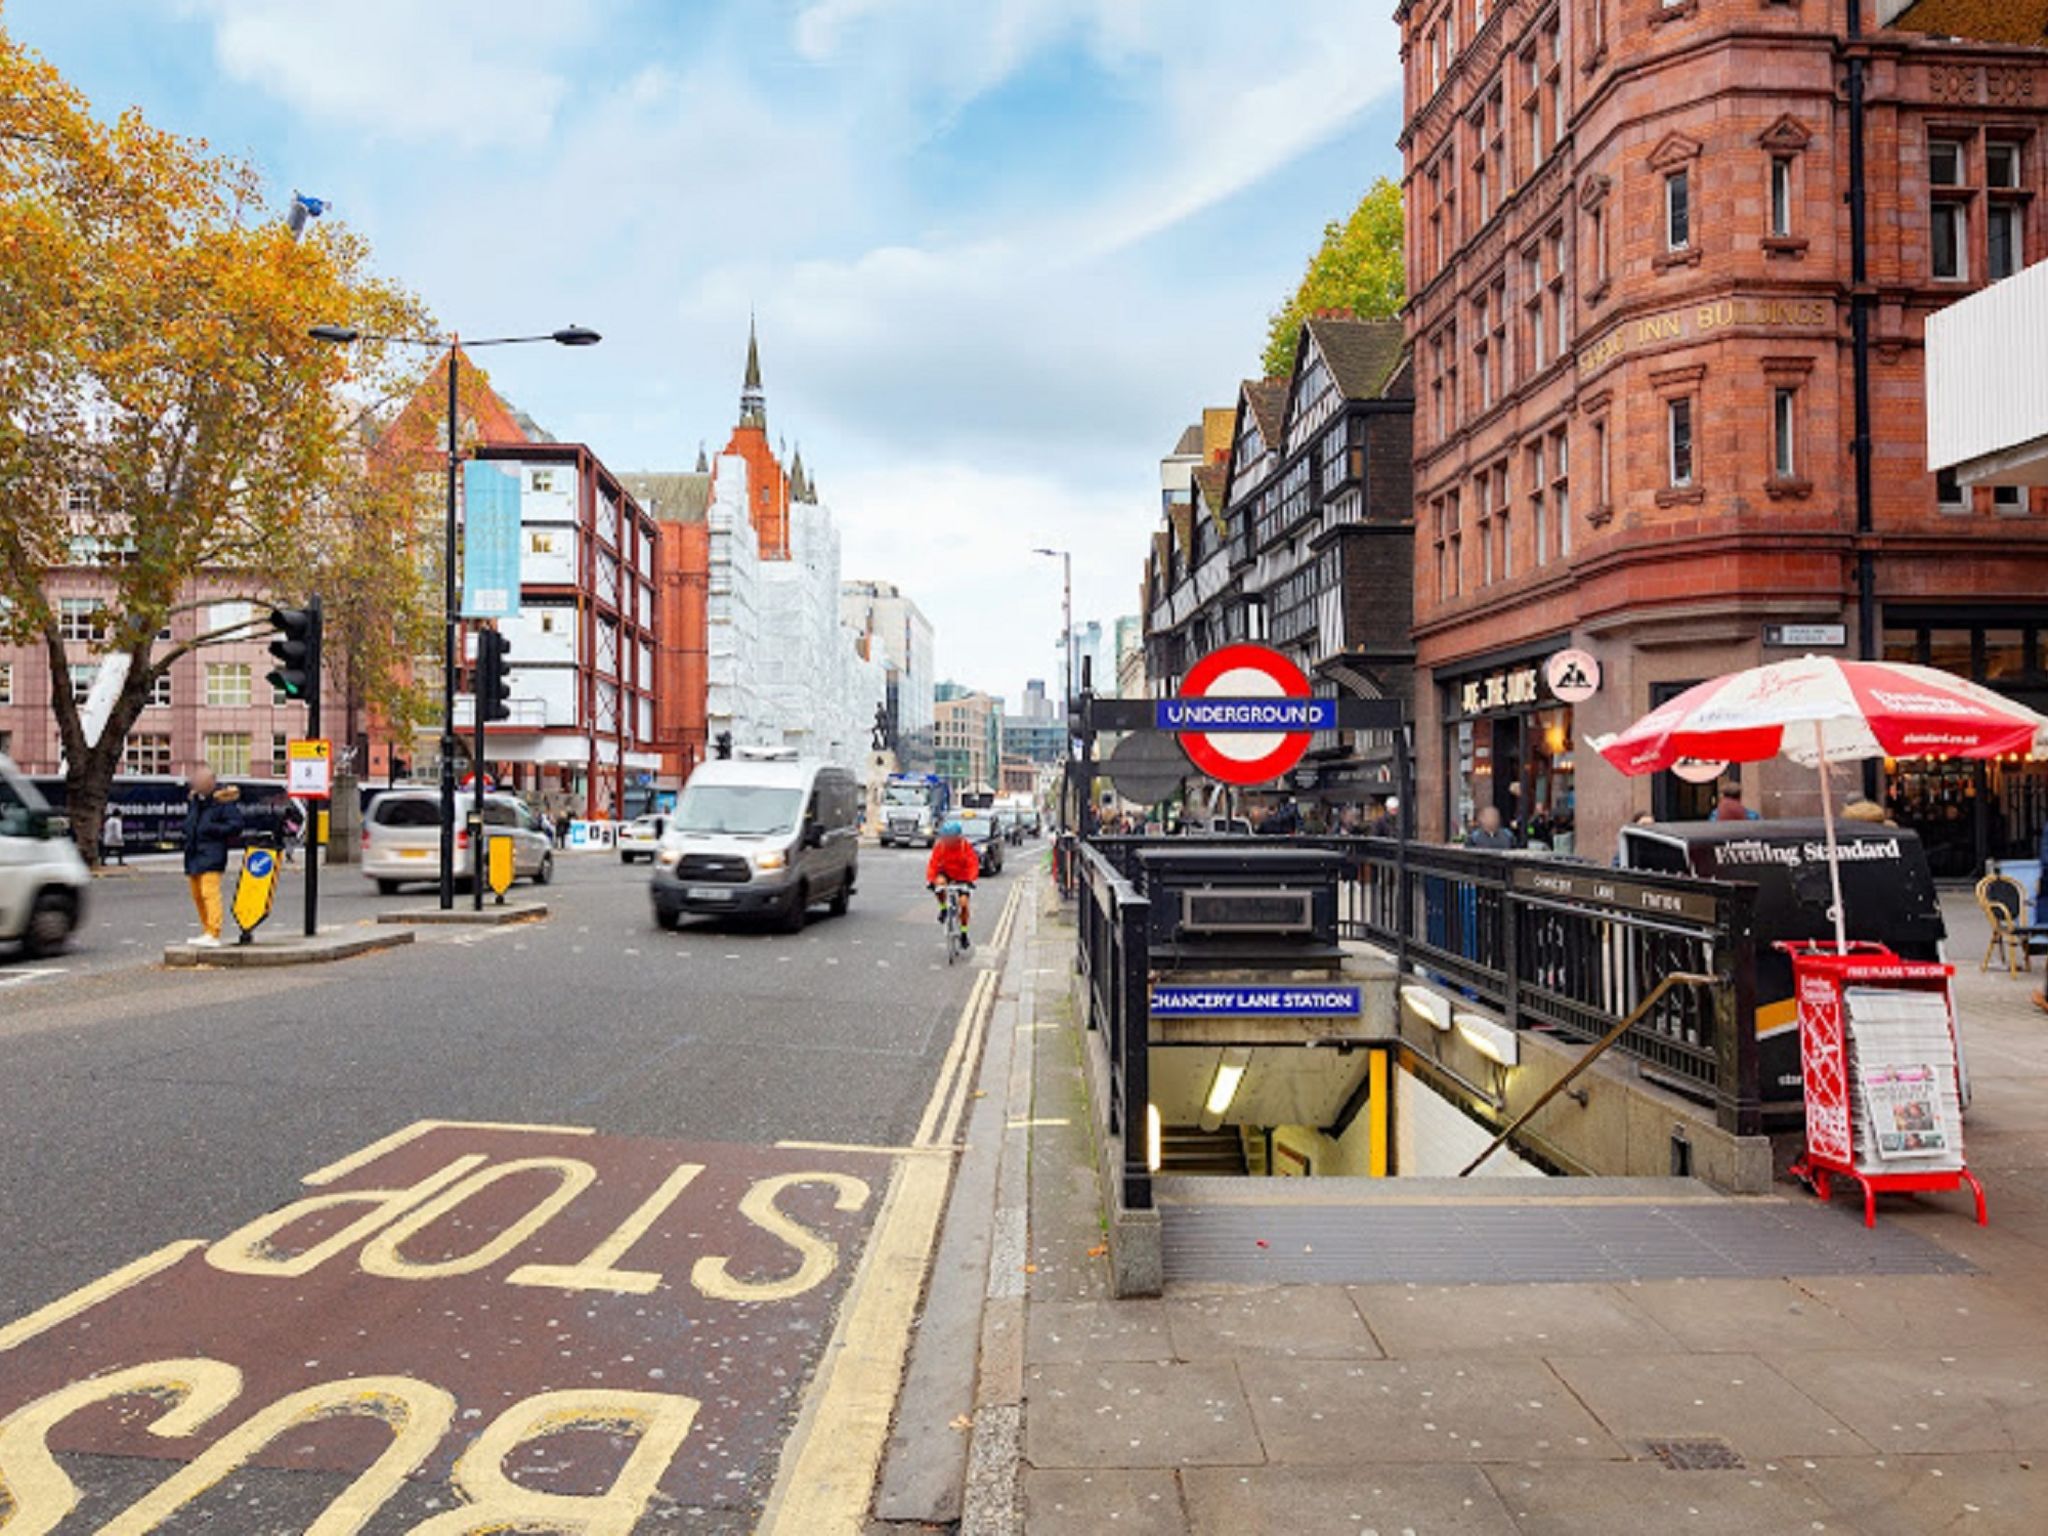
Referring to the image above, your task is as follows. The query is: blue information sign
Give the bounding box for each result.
[1156,698,1337,732]
[461,460,524,619]
[244,848,274,879]
[1150,985,1361,1018]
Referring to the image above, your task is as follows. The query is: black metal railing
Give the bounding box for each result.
[1075,838,1153,1210]
[1076,834,1761,1140]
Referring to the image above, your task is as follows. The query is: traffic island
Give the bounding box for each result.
[376,901,549,926]
[164,928,416,968]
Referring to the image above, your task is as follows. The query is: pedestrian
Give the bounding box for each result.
[181,766,245,948]
[280,799,306,868]
[1715,782,1759,821]
[1467,805,1517,850]
[100,808,125,867]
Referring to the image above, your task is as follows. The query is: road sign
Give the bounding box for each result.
[1165,643,1321,787]
[487,833,515,903]
[232,846,279,940]
[286,737,332,799]
[1106,732,1191,806]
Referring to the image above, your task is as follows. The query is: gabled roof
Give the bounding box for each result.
[1171,422,1204,457]
[1168,503,1195,560]
[1889,0,2048,43]
[621,471,713,525]
[1192,462,1228,519]
[1301,315,1407,402]
[1243,379,1288,447]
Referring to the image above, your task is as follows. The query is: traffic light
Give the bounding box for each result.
[715,731,733,760]
[476,629,512,723]
[266,604,319,701]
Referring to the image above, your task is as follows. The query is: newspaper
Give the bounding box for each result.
[1860,1063,1949,1159]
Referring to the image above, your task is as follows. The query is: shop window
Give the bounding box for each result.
[1668,398,1695,487]
[1883,627,1925,665]
[1985,628,2026,681]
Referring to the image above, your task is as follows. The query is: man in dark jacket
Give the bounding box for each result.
[182,767,244,946]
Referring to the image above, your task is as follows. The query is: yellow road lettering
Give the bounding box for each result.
[507,1162,705,1295]
[692,1171,870,1303]
[206,1157,486,1278]
[358,1157,597,1280]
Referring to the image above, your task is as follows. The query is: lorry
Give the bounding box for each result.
[879,773,951,848]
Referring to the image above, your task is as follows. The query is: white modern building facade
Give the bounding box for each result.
[841,578,937,772]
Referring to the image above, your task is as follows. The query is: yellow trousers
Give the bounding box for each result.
[187,872,223,938]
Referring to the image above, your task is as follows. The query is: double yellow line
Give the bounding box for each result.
[913,966,998,1150]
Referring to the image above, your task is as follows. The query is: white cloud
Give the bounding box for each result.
[182,0,605,149]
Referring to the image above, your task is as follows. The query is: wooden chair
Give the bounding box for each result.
[1976,873,2046,975]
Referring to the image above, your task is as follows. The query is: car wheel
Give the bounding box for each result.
[828,880,851,917]
[535,853,554,886]
[375,879,400,896]
[781,882,810,933]
[655,906,681,931]
[21,890,76,958]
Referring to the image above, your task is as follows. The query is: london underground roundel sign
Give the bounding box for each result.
[1159,643,1332,787]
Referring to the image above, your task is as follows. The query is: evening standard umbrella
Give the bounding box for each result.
[1591,656,2048,951]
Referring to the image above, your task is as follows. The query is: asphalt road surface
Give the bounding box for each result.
[0,841,1026,1533]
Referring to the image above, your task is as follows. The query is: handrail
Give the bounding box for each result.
[1458,970,1718,1176]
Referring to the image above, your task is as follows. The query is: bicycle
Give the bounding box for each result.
[933,880,975,965]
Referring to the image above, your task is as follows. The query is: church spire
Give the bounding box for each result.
[739,314,766,429]
[790,445,808,502]
[695,440,709,473]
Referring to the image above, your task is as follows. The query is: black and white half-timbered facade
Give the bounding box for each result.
[1144,314,1415,796]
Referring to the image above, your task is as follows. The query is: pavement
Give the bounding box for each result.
[0,840,1032,1534]
[956,885,2048,1535]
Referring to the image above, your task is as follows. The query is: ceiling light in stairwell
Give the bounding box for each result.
[1198,1048,1254,1132]
[1456,1013,1519,1067]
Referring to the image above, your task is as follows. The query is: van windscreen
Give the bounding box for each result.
[674,785,802,836]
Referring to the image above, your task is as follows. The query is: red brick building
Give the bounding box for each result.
[1401,0,2048,870]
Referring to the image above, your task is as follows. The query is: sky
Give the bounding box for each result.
[9,0,1405,707]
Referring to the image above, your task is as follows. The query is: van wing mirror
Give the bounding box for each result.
[804,820,825,848]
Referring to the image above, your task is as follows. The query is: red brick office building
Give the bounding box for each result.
[1400,0,2048,871]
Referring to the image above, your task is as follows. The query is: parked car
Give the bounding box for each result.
[617,814,666,864]
[957,806,1005,877]
[0,754,89,956]
[361,788,554,894]
[650,755,861,931]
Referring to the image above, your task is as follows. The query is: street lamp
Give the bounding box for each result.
[311,321,601,909]
[1033,547,1074,831]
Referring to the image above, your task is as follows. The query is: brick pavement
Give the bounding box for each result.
[981,889,2048,1534]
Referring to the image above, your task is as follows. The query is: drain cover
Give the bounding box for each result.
[1642,1437,1746,1471]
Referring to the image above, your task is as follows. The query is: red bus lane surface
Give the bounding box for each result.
[0,1120,894,1531]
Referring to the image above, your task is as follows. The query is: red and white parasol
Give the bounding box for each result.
[1592,656,2048,950]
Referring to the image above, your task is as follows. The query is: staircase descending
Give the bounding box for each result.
[1157,1125,1248,1177]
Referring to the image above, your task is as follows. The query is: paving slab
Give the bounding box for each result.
[1349,1281,1677,1358]
[1769,1349,2048,1455]
[162,928,415,967]
[1019,1469,1187,1536]
[1788,1274,2048,1350]
[1235,1356,1621,1464]
[1165,1285,1382,1361]
[1798,1452,2048,1536]
[1618,1277,1873,1353]
[1482,1461,1850,1536]
[1027,1299,1173,1365]
[1547,1352,1871,1461]
[1023,1361,1261,1469]
[1184,1464,1517,1536]
[375,901,548,925]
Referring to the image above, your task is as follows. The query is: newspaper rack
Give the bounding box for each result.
[1781,941,1986,1229]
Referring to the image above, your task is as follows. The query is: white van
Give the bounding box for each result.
[649,755,860,931]
[0,754,91,955]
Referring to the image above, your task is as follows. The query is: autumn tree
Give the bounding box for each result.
[0,26,430,860]
[1261,177,1406,378]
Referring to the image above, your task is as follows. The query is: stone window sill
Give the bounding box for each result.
[1587,502,1615,527]
[1653,246,1704,272]
[1765,476,1813,500]
[1656,485,1706,508]
[1762,235,1810,257]
[1654,0,1699,22]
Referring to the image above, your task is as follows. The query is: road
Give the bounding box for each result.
[0,841,1028,1533]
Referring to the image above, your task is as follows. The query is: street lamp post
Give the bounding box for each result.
[1032,548,1074,830]
[310,323,600,909]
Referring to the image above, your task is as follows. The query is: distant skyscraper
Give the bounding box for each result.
[1022,678,1053,720]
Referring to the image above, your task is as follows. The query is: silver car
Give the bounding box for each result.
[362,788,554,894]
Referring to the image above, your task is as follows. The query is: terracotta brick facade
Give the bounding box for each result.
[1401,0,2048,865]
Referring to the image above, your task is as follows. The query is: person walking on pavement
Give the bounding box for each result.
[1715,781,1760,821]
[181,767,244,947]
[1467,805,1517,850]
[100,809,125,866]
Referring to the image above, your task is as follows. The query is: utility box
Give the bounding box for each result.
[1137,846,1346,969]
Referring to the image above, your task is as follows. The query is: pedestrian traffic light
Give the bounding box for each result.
[476,628,512,723]
[715,731,733,760]
[266,605,319,701]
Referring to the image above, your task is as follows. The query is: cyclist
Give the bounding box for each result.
[926,818,981,952]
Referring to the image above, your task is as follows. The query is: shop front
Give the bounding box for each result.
[1439,641,1584,853]
[1883,610,2048,878]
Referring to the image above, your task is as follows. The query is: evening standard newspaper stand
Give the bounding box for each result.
[1618,820,1962,1124]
